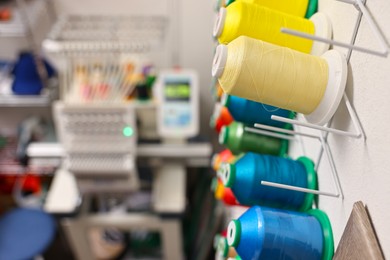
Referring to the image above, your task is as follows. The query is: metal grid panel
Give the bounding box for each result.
[53,102,137,154]
[44,15,167,53]
[65,153,135,174]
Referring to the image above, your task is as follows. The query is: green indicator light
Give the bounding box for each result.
[123,126,134,137]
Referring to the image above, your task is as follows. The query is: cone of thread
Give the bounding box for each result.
[217,36,328,114]
[219,122,284,156]
[226,0,310,17]
[228,206,328,260]
[221,153,314,210]
[217,2,315,53]
[223,94,291,128]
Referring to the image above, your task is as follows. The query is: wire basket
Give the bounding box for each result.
[61,54,155,104]
[43,14,165,104]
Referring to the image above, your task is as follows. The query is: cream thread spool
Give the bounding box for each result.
[213,1,331,55]
[212,36,347,125]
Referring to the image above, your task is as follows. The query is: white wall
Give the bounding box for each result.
[310,0,390,256]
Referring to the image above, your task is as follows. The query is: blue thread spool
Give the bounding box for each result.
[222,94,292,128]
[219,152,317,211]
[227,206,334,260]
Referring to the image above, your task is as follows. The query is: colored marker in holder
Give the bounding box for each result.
[219,152,317,211]
[215,236,239,260]
[210,103,234,133]
[211,177,240,206]
[211,149,236,171]
[227,206,334,260]
[219,121,288,156]
[222,94,293,128]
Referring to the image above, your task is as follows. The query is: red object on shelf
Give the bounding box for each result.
[0,8,12,21]
[0,136,53,194]
[213,178,240,206]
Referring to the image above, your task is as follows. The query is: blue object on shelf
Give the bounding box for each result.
[11,52,56,95]
[222,94,291,128]
[229,206,323,260]
[0,208,56,260]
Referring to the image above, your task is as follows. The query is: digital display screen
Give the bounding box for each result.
[164,79,190,101]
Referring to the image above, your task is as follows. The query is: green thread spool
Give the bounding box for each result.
[219,121,287,156]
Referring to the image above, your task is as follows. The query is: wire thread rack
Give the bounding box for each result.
[245,0,388,200]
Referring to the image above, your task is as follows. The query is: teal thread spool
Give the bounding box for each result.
[219,152,317,211]
[219,121,288,156]
[221,94,293,128]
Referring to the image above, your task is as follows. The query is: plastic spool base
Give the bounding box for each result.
[297,156,317,211]
[227,220,241,247]
[310,13,332,56]
[305,0,318,18]
[304,50,347,125]
[308,209,334,260]
[213,8,226,39]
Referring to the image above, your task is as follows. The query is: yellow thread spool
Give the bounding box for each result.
[213,1,331,55]
[226,0,309,17]
[212,36,347,125]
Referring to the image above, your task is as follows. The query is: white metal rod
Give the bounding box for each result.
[271,115,361,138]
[355,0,389,55]
[261,181,340,198]
[254,123,320,140]
[315,146,324,172]
[335,0,355,4]
[345,0,365,62]
[244,127,296,141]
[281,28,388,57]
[320,136,344,199]
[297,128,308,156]
[343,93,365,139]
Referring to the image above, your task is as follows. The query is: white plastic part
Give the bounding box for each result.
[227,220,237,246]
[220,163,231,186]
[218,126,227,144]
[211,153,219,168]
[304,50,348,125]
[213,8,227,38]
[310,12,332,56]
[213,103,223,119]
[44,169,81,214]
[42,39,63,53]
[212,44,228,78]
[155,69,199,139]
[221,93,229,106]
